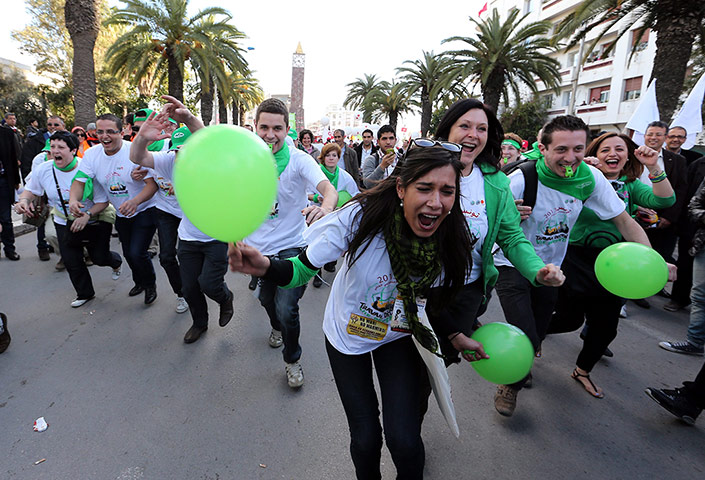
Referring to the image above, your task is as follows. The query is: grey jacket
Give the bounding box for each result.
[689,178,705,256]
[362,151,400,189]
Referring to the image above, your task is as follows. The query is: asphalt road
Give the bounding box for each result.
[1,231,704,479]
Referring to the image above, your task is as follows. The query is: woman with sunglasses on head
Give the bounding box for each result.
[229,143,487,479]
[548,132,675,398]
[429,99,564,365]
[15,131,122,308]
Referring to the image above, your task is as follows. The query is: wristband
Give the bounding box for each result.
[449,332,462,341]
[313,193,320,203]
[648,171,667,183]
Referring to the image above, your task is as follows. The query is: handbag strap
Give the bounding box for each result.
[52,165,71,220]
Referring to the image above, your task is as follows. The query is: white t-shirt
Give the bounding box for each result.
[246,147,327,255]
[151,151,216,243]
[495,164,625,268]
[31,152,49,173]
[76,141,156,218]
[151,151,183,218]
[459,167,489,283]
[307,168,360,205]
[25,160,108,226]
[304,203,414,355]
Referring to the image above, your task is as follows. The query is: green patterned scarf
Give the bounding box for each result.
[536,158,596,201]
[320,165,339,189]
[384,207,443,357]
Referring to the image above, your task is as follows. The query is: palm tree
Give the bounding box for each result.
[443,8,561,113]
[65,0,100,127]
[555,0,705,121]
[369,81,413,132]
[397,51,467,136]
[343,74,384,123]
[228,74,264,126]
[105,0,248,101]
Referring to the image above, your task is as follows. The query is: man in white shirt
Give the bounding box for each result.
[69,114,160,305]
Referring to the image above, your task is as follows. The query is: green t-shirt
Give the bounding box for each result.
[569,177,675,248]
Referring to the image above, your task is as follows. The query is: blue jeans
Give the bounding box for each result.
[258,247,306,364]
[688,249,705,348]
[114,207,157,288]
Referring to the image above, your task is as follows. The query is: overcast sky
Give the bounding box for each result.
[0,0,486,131]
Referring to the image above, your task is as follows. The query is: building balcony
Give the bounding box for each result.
[576,104,607,114]
[577,59,614,84]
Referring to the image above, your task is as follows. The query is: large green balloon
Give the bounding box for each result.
[336,190,352,208]
[594,242,668,299]
[173,125,277,242]
[470,323,534,384]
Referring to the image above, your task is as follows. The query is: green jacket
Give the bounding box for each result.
[478,163,546,300]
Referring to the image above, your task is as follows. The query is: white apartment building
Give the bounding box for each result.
[486,0,656,133]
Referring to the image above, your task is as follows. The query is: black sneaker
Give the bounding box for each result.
[645,387,702,425]
[658,341,704,356]
[323,261,336,273]
[248,276,258,291]
[128,285,144,297]
[313,274,322,288]
[0,313,10,354]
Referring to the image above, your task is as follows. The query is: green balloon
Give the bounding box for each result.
[336,190,352,208]
[594,242,668,299]
[470,323,534,384]
[173,125,277,242]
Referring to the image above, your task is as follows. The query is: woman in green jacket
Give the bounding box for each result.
[429,98,564,362]
[549,132,675,398]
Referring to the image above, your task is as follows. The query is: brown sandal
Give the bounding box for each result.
[571,368,604,398]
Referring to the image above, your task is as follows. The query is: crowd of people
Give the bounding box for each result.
[1,95,705,478]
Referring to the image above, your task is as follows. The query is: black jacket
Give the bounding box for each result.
[677,148,703,166]
[20,128,49,180]
[0,126,21,193]
[354,143,378,165]
[657,149,688,226]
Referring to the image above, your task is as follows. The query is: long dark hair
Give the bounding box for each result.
[433,98,503,173]
[586,132,642,182]
[346,145,474,298]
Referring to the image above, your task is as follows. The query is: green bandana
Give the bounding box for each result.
[502,139,521,150]
[54,156,78,172]
[147,139,165,152]
[320,165,339,189]
[523,141,544,161]
[273,142,290,177]
[72,170,95,202]
[384,207,443,357]
[536,158,595,201]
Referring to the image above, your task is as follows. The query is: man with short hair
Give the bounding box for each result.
[665,126,703,166]
[333,129,361,186]
[0,121,21,260]
[69,113,160,305]
[354,129,377,165]
[237,98,338,388]
[361,125,398,188]
[47,116,65,135]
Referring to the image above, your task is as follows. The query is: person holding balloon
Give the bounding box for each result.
[228,142,488,479]
[307,142,360,287]
[548,130,676,399]
[128,108,235,344]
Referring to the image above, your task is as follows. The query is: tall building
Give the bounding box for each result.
[290,42,305,132]
[486,0,657,133]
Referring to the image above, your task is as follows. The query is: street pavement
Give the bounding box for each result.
[1,228,704,479]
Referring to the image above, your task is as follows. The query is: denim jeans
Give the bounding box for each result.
[258,247,306,364]
[177,240,230,328]
[687,249,705,348]
[326,337,428,480]
[0,177,16,254]
[114,207,157,288]
[155,209,182,296]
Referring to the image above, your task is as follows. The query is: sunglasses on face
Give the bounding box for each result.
[48,123,62,127]
[96,129,120,135]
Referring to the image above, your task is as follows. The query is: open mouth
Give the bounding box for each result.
[461,142,478,153]
[604,159,620,167]
[418,213,440,231]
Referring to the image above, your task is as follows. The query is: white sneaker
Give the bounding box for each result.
[71,297,92,308]
[619,305,627,318]
[268,329,283,348]
[285,360,304,388]
[112,266,121,281]
[176,296,189,314]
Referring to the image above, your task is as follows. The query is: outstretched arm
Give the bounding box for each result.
[130,111,171,169]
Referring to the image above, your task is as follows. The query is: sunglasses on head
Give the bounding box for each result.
[409,138,462,153]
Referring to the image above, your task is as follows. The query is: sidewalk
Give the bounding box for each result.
[10,209,36,237]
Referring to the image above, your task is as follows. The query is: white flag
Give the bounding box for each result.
[626,79,659,146]
[670,73,705,150]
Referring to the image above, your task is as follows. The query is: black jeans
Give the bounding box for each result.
[155,209,182,296]
[671,237,694,306]
[495,266,559,389]
[0,177,15,254]
[682,360,705,409]
[177,240,230,328]
[115,207,157,288]
[37,220,49,251]
[548,245,622,372]
[326,337,428,480]
[647,226,678,264]
[55,221,122,299]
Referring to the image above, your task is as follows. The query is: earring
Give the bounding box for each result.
[399,200,404,207]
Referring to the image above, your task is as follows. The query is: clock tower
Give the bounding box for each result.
[290,42,305,131]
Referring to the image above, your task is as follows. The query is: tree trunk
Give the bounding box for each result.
[167,48,184,102]
[482,68,505,113]
[389,111,399,132]
[218,92,228,124]
[420,86,432,137]
[239,104,246,126]
[651,1,703,121]
[231,100,239,125]
[201,77,213,126]
[65,0,99,128]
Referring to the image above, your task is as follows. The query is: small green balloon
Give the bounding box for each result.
[470,323,534,384]
[594,242,668,299]
[173,125,277,242]
[336,190,352,208]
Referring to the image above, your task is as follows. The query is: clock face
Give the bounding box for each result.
[293,54,305,68]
